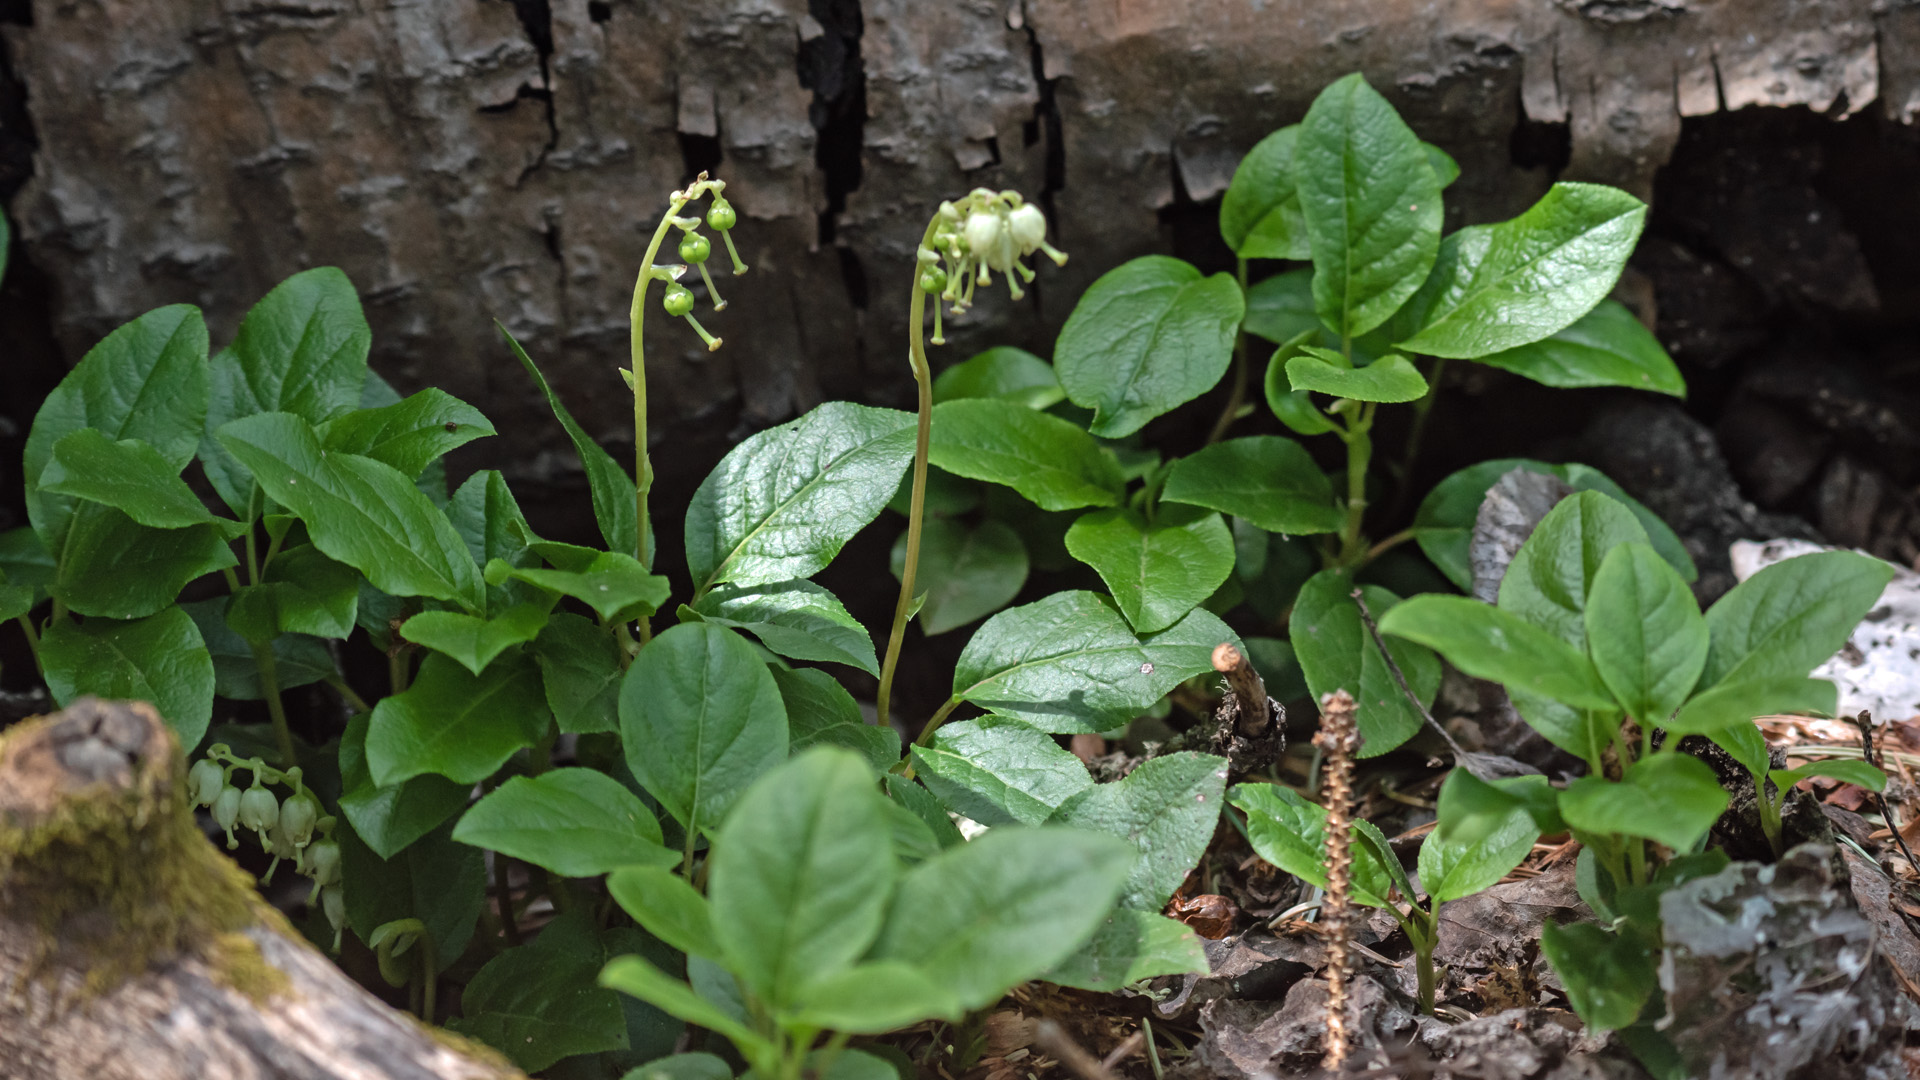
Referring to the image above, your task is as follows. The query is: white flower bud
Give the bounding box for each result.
[1008,204,1047,253]
[963,211,1005,264]
[188,759,225,808]
[306,838,342,888]
[280,790,321,847]
[239,785,280,836]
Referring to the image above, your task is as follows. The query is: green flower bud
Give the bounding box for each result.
[918,266,947,296]
[679,232,712,264]
[188,758,225,808]
[706,199,737,231]
[212,785,242,849]
[663,282,696,317]
[239,784,280,838]
[306,838,342,888]
[281,789,321,847]
[320,884,346,952]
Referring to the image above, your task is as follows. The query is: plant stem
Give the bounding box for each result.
[1412,927,1437,1015]
[1206,258,1251,445]
[251,641,295,766]
[915,696,963,748]
[326,676,371,714]
[1755,776,1785,858]
[1336,404,1376,565]
[389,650,411,695]
[14,615,41,677]
[876,217,945,730]
[1386,356,1448,520]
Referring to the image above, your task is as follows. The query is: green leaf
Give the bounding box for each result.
[41,606,215,750]
[367,652,551,786]
[871,827,1135,1013]
[1377,594,1617,710]
[1047,751,1228,910]
[599,956,771,1058]
[1285,347,1429,403]
[694,579,879,674]
[1065,506,1233,634]
[791,961,959,1033]
[889,518,1028,637]
[1560,753,1728,852]
[1586,543,1707,725]
[1539,921,1656,1032]
[1772,760,1887,792]
[1498,490,1652,648]
[446,470,538,615]
[319,387,494,477]
[885,776,965,850]
[259,544,361,638]
[0,582,32,624]
[608,865,720,959]
[1161,437,1343,536]
[501,324,638,557]
[401,604,549,676]
[1297,73,1443,339]
[710,748,895,1010]
[178,597,334,702]
[1220,125,1309,260]
[771,666,900,773]
[1244,268,1320,345]
[1054,255,1245,438]
[218,412,484,613]
[931,347,1066,409]
[340,817,484,970]
[449,912,631,1072]
[911,716,1094,827]
[27,304,209,550]
[1424,143,1461,187]
[1474,300,1684,396]
[1709,719,1771,779]
[621,1053,733,1080]
[0,527,55,592]
[1235,520,1317,624]
[619,623,788,840]
[1289,572,1441,756]
[1701,550,1895,688]
[1264,333,1341,436]
[39,430,241,535]
[951,592,1241,733]
[534,612,624,734]
[337,712,469,860]
[1046,909,1209,992]
[490,552,669,624]
[53,509,237,619]
[688,402,915,593]
[1666,676,1836,737]
[1228,783,1390,907]
[1395,183,1647,358]
[454,769,676,877]
[927,399,1124,511]
[1419,771,1540,903]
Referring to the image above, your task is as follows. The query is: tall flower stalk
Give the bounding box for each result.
[874,189,1066,731]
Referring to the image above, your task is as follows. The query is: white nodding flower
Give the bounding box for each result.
[1008,203,1047,252]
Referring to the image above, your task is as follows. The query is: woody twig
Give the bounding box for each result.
[1213,642,1271,737]
[1314,689,1361,1071]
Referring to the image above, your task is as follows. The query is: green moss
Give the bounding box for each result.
[206,930,292,1003]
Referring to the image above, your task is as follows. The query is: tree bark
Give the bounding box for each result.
[0,698,525,1080]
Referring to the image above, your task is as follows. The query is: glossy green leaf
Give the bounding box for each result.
[599,956,770,1058]
[1586,543,1707,725]
[27,304,209,550]
[39,430,240,535]
[931,347,1066,409]
[534,612,624,734]
[1234,519,1317,624]
[501,325,638,558]
[490,552,668,624]
[1474,301,1684,396]
[951,592,1241,733]
[911,716,1093,827]
[773,666,900,773]
[1048,751,1228,910]
[1244,268,1320,345]
[1497,490,1651,648]
[1377,594,1617,710]
[1046,909,1209,992]
[1665,676,1836,737]
[608,865,720,959]
[619,623,788,839]
[1560,753,1727,852]
[1054,255,1245,438]
[320,387,494,477]
[695,579,879,674]
[258,543,360,638]
[1285,346,1429,403]
[889,518,1028,637]
[0,582,31,624]
[927,398,1124,511]
[1424,143,1461,187]
[710,748,895,1009]
[367,652,550,786]
[1161,436,1343,536]
[446,470,538,616]
[1065,506,1233,634]
[1419,771,1540,903]
[179,597,334,702]
[0,527,55,592]
[53,509,236,619]
[1701,550,1895,689]
[218,412,483,613]
[1289,572,1441,756]
[337,712,469,860]
[790,961,960,1033]
[454,768,674,876]
[1228,783,1392,907]
[871,827,1135,1013]
[449,912,631,1071]
[41,606,214,750]
[885,776,965,850]
[1264,333,1341,436]
[1396,183,1647,358]
[1709,719,1771,779]
[339,818,484,970]
[1220,125,1309,260]
[400,604,549,676]
[1772,759,1887,792]
[1539,921,1656,1032]
[1297,73,1443,338]
[687,402,915,593]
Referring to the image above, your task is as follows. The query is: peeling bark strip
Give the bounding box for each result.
[0,699,524,1080]
[1,0,1907,455]
[1311,689,1362,1072]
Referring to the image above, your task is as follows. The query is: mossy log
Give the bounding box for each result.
[0,698,525,1080]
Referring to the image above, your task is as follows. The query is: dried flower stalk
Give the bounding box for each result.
[1314,688,1361,1071]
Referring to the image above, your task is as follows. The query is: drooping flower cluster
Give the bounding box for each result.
[190,745,345,948]
[917,188,1067,344]
[649,172,747,354]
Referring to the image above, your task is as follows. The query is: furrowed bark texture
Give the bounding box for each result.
[1,0,1905,455]
[0,698,525,1080]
